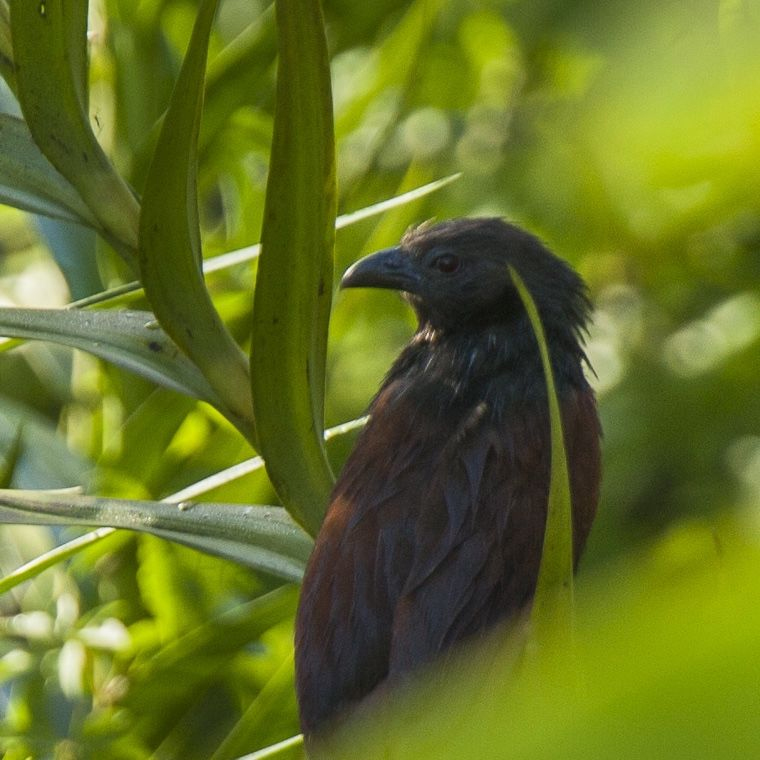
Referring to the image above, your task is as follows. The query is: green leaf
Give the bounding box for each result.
[251,0,336,536]
[0,396,91,488]
[0,308,226,409]
[135,585,299,681]
[35,217,102,300]
[211,655,299,760]
[170,416,368,503]
[0,526,114,597]
[0,1,17,96]
[334,0,445,135]
[207,175,461,275]
[236,735,305,760]
[10,0,140,258]
[321,528,760,759]
[0,423,21,488]
[0,114,99,227]
[0,176,459,316]
[0,489,313,583]
[334,174,460,231]
[508,265,574,638]
[139,0,255,445]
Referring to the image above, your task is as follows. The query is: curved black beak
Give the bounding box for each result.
[340,247,421,292]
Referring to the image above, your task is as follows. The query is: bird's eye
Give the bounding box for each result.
[431,253,460,274]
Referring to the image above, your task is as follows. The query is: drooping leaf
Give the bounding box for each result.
[251,0,337,536]
[10,0,140,258]
[138,0,255,445]
[0,308,226,409]
[0,114,99,227]
[0,489,312,583]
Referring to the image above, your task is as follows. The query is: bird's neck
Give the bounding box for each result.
[380,316,588,419]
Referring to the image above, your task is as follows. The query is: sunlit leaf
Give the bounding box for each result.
[9,0,140,258]
[335,174,460,231]
[0,489,312,583]
[236,735,305,760]
[251,0,336,536]
[138,0,255,444]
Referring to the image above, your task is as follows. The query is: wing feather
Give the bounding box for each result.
[295,382,600,735]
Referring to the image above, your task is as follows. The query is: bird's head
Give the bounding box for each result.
[341,218,591,341]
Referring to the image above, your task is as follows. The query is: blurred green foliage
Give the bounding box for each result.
[0,0,759,758]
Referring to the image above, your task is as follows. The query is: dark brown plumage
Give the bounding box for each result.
[295,217,601,739]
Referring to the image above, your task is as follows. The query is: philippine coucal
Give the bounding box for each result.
[295,217,601,738]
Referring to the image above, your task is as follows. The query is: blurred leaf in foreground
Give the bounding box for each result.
[320,518,759,759]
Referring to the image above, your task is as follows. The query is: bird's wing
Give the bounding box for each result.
[294,398,425,733]
[296,385,599,730]
[386,397,553,676]
[387,387,600,676]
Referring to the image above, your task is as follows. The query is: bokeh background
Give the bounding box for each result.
[1,0,759,757]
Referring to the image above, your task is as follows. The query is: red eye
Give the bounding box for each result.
[432,253,460,273]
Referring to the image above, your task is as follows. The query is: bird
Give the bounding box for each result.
[294,217,601,739]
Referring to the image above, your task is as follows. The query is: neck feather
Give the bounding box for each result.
[378,315,590,420]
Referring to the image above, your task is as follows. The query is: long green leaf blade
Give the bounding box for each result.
[4,177,459,315]
[139,0,255,444]
[0,490,312,582]
[136,585,299,680]
[251,0,336,536]
[0,114,100,226]
[0,423,21,488]
[0,1,17,95]
[10,0,140,257]
[0,527,115,596]
[210,656,299,760]
[508,265,574,637]
[170,416,367,503]
[0,307,225,407]
[236,734,304,760]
